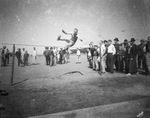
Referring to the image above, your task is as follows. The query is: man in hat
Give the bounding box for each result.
[114,38,120,71]
[127,38,138,75]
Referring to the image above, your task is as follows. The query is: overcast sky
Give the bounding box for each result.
[0,0,150,49]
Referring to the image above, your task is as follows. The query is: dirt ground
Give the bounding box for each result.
[0,54,150,118]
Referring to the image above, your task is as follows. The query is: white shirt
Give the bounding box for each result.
[53,49,57,56]
[32,50,37,57]
[22,50,25,57]
[99,44,106,56]
[107,44,116,55]
[77,50,80,56]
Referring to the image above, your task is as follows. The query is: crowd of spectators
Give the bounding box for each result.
[0,46,10,67]
[15,48,30,66]
[87,36,150,75]
[43,46,70,66]
[1,36,150,77]
[0,45,71,67]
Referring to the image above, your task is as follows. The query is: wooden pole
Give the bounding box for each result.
[11,44,15,85]
[99,44,102,75]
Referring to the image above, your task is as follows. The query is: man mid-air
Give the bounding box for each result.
[57,28,83,50]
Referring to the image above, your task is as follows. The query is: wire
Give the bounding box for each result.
[1,43,64,47]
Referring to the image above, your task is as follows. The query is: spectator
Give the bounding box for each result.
[106,40,116,73]
[128,38,138,75]
[117,44,124,72]
[137,39,145,69]
[24,51,29,66]
[5,49,10,65]
[0,48,2,66]
[76,48,81,63]
[89,42,94,68]
[62,48,66,64]
[114,38,120,71]
[92,45,99,71]
[65,49,70,63]
[124,41,131,74]
[32,47,37,65]
[22,48,25,64]
[122,39,129,72]
[53,46,57,65]
[56,47,60,64]
[1,46,7,66]
[43,47,50,65]
[142,39,148,75]
[145,36,150,74]
[104,40,109,69]
[89,42,95,60]
[16,48,23,66]
[99,40,107,73]
[59,48,63,64]
[87,48,92,68]
[49,47,54,66]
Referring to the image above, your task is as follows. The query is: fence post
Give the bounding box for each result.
[11,44,15,85]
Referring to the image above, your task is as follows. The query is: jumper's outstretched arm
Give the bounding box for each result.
[62,30,72,35]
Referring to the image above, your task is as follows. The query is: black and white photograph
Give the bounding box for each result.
[0,0,150,118]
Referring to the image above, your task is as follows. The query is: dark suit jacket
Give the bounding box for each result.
[146,42,150,53]
[130,44,138,59]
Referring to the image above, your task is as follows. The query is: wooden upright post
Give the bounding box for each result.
[11,44,15,85]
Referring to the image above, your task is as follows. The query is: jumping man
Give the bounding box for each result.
[57,28,83,50]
